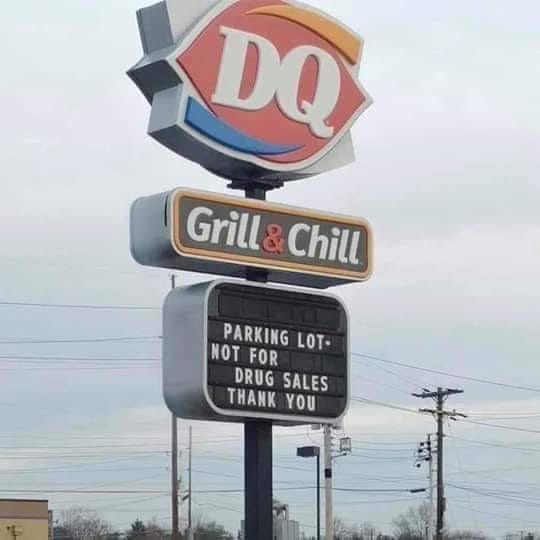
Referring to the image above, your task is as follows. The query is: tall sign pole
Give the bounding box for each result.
[243,186,273,540]
[244,421,273,540]
[127,2,373,538]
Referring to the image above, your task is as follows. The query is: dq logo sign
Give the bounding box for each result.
[129,0,372,180]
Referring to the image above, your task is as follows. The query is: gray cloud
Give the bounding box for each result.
[0,0,539,535]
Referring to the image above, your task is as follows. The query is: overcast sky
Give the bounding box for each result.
[1,0,539,537]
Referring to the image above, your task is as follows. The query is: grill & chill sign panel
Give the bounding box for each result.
[163,280,349,424]
[131,189,372,289]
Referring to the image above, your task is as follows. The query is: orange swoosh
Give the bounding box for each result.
[247,5,362,65]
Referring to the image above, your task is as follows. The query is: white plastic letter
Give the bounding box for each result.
[213,26,280,110]
[186,206,213,242]
[277,46,341,138]
[288,223,310,257]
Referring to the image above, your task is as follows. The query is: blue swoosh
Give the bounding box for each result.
[184,98,302,156]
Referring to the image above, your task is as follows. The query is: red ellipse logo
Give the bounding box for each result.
[169,0,372,171]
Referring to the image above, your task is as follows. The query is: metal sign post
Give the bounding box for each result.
[160,184,350,538]
[128,1,372,184]
[130,188,372,289]
[163,280,349,540]
[243,185,273,540]
[245,420,273,540]
[127,1,373,538]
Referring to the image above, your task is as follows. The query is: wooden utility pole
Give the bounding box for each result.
[188,425,193,540]
[413,388,466,540]
[170,275,179,540]
[323,425,333,540]
[436,393,445,540]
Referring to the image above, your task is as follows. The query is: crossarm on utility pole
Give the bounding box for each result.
[412,387,465,540]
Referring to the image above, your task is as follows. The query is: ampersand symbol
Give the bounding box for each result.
[262,224,285,254]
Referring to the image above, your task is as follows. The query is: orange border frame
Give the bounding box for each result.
[170,189,373,281]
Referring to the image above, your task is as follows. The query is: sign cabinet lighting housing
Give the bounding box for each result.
[163,279,350,425]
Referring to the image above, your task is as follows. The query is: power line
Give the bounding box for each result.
[1,342,537,398]
[351,396,424,415]
[448,484,540,507]
[352,352,540,394]
[0,489,169,494]
[352,394,540,438]
[0,355,159,362]
[0,444,170,450]
[449,463,540,476]
[344,446,416,454]
[2,258,158,279]
[0,455,168,473]
[0,452,168,460]
[191,486,421,494]
[0,430,320,444]
[0,336,161,345]
[326,497,420,505]
[92,494,169,512]
[467,414,540,420]
[345,454,413,464]
[468,411,540,417]
[352,373,414,396]
[0,366,157,371]
[0,465,166,476]
[352,354,432,390]
[446,464,540,491]
[460,419,540,435]
[448,435,540,453]
[0,301,159,311]
[0,486,422,496]
[452,502,540,527]
[354,395,540,437]
[334,487,424,493]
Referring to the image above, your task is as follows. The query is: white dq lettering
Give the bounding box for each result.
[212,26,341,138]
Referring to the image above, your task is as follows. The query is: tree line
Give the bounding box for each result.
[52,505,539,540]
[52,508,234,540]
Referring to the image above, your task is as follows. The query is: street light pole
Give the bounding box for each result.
[297,446,321,540]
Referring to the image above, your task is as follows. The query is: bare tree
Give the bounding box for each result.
[145,519,168,539]
[333,518,380,540]
[504,534,537,540]
[358,522,381,540]
[334,517,349,539]
[448,531,489,540]
[127,519,145,540]
[393,503,431,540]
[194,515,234,540]
[58,508,113,540]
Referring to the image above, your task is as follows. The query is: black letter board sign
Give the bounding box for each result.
[163,280,349,425]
